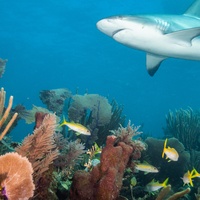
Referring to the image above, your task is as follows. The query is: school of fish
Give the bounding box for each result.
[132,138,200,192]
[59,117,199,192]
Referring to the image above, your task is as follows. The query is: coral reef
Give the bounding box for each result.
[15,113,59,199]
[156,185,191,200]
[4,86,200,199]
[0,152,35,200]
[66,93,125,147]
[54,133,86,176]
[70,122,145,200]
[70,135,133,200]
[95,99,126,146]
[111,120,145,159]
[67,93,112,145]
[0,87,18,140]
[16,88,126,149]
[189,150,200,174]
[143,137,190,187]
[156,185,172,200]
[16,105,56,124]
[39,88,71,116]
[53,133,87,199]
[164,108,200,151]
[68,94,112,126]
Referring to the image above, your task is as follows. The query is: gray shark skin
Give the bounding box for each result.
[96,0,200,76]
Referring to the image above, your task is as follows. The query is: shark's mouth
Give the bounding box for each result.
[112,29,126,37]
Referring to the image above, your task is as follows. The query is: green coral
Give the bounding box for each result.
[164,107,200,151]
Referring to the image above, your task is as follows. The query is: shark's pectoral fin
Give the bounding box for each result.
[166,27,200,47]
[146,53,167,76]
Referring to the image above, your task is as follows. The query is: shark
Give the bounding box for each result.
[96,0,200,76]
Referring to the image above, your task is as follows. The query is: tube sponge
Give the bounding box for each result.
[0,152,35,200]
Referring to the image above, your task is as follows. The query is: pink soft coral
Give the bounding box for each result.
[0,152,35,200]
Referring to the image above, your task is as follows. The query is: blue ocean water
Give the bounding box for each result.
[0,0,199,141]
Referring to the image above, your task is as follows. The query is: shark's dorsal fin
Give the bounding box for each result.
[184,0,200,18]
[146,53,167,76]
[165,27,200,47]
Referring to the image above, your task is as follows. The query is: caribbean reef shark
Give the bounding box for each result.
[96,0,200,76]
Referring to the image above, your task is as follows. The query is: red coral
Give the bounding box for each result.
[70,135,134,200]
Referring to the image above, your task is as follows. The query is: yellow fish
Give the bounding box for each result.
[145,178,169,192]
[191,168,200,178]
[162,138,179,162]
[181,170,194,187]
[135,161,159,174]
[59,117,91,135]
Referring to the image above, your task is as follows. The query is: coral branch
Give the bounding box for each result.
[167,187,191,200]
[0,96,13,128]
[156,185,171,200]
[0,113,18,140]
[0,88,18,140]
[0,87,5,117]
[155,185,190,200]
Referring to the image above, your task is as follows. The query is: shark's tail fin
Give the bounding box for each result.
[184,0,200,18]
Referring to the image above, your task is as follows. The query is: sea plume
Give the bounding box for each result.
[15,113,59,199]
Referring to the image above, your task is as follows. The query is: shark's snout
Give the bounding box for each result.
[96,18,118,37]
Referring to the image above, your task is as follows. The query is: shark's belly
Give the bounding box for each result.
[113,28,200,60]
[136,38,200,61]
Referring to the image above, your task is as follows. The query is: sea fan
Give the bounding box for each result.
[0,152,35,200]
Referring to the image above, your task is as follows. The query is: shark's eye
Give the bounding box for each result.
[115,16,124,20]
